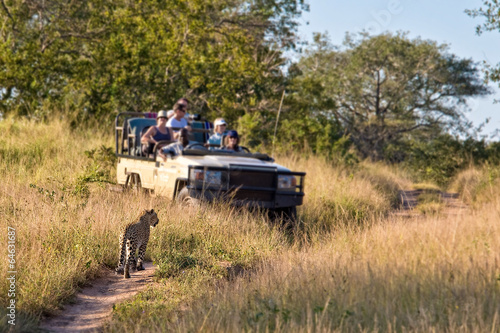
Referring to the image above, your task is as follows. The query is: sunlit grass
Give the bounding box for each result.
[114,201,499,332]
[416,192,444,215]
[1,118,499,332]
[413,182,442,192]
[450,165,500,206]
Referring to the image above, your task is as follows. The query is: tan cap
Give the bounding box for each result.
[157,110,168,119]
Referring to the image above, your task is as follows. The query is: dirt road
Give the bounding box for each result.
[394,189,468,217]
[40,262,156,333]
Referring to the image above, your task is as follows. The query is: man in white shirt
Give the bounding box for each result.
[167,101,191,135]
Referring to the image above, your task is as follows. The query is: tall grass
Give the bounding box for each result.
[275,156,410,239]
[0,118,121,330]
[4,118,498,332]
[105,202,500,332]
[450,164,500,206]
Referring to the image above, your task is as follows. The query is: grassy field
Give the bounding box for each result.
[1,118,499,332]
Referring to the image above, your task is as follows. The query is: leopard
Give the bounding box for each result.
[115,209,159,279]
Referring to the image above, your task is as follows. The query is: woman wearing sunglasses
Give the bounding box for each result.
[223,130,244,152]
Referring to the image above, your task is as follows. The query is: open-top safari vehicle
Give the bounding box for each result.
[114,112,305,220]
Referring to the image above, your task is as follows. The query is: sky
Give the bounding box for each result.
[296,0,500,138]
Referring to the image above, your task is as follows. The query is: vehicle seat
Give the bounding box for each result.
[190,120,212,144]
[127,118,157,156]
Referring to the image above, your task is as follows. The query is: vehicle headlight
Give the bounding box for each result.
[277,175,297,191]
[191,169,205,182]
[204,171,224,186]
[190,169,227,188]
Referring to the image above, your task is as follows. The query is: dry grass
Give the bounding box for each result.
[450,165,500,206]
[413,182,442,192]
[0,118,287,326]
[137,201,500,332]
[273,156,409,241]
[2,118,499,332]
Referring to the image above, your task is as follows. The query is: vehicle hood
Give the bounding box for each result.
[168,154,291,172]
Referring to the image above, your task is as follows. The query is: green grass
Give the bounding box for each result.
[416,192,444,215]
[412,182,442,193]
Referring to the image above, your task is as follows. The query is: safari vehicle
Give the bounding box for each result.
[114,112,305,220]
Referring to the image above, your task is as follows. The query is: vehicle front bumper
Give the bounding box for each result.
[184,187,304,209]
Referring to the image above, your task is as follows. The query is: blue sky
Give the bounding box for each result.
[296,0,500,138]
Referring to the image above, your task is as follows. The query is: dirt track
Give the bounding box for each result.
[394,189,468,217]
[40,262,156,333]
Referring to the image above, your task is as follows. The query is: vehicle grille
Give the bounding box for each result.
[229,170,276,188]
[232,190,274,202]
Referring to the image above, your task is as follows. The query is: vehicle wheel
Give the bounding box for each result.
[124,173,142,193]
[176,187,200,207]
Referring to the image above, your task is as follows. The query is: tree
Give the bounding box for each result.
[0,0,308,124]
[279,33,345,157]
[466,1,500,85]
[288,33,490,160]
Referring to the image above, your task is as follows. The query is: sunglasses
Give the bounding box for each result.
[228,136,237,139]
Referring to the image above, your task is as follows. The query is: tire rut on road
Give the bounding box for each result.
[393,189,468,217]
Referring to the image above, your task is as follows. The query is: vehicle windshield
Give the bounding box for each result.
[181,147,274,162]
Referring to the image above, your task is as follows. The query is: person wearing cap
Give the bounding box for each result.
[141,110,174,155]
[223,130,244,152]
[206,117,228,148]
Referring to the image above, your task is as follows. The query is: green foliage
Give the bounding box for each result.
[287,32,490,161]
[397,134,500,185]
[466,1,500,85]
[84,145,117,170]
[80,145,116,186]
[29,184,58,203]
[72,145,116,199]
[237,112,271,149]
[0,0,308,123]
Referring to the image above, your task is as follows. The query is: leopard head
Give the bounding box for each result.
[145,209,159,227]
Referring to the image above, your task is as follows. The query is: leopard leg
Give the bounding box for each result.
[115,233,126,275]
[136,242,148,271]
[124,239,132,279]
[129,241,138,272]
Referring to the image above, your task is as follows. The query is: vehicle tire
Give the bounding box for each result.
[176,187,200,207]
[124,173,142,193]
